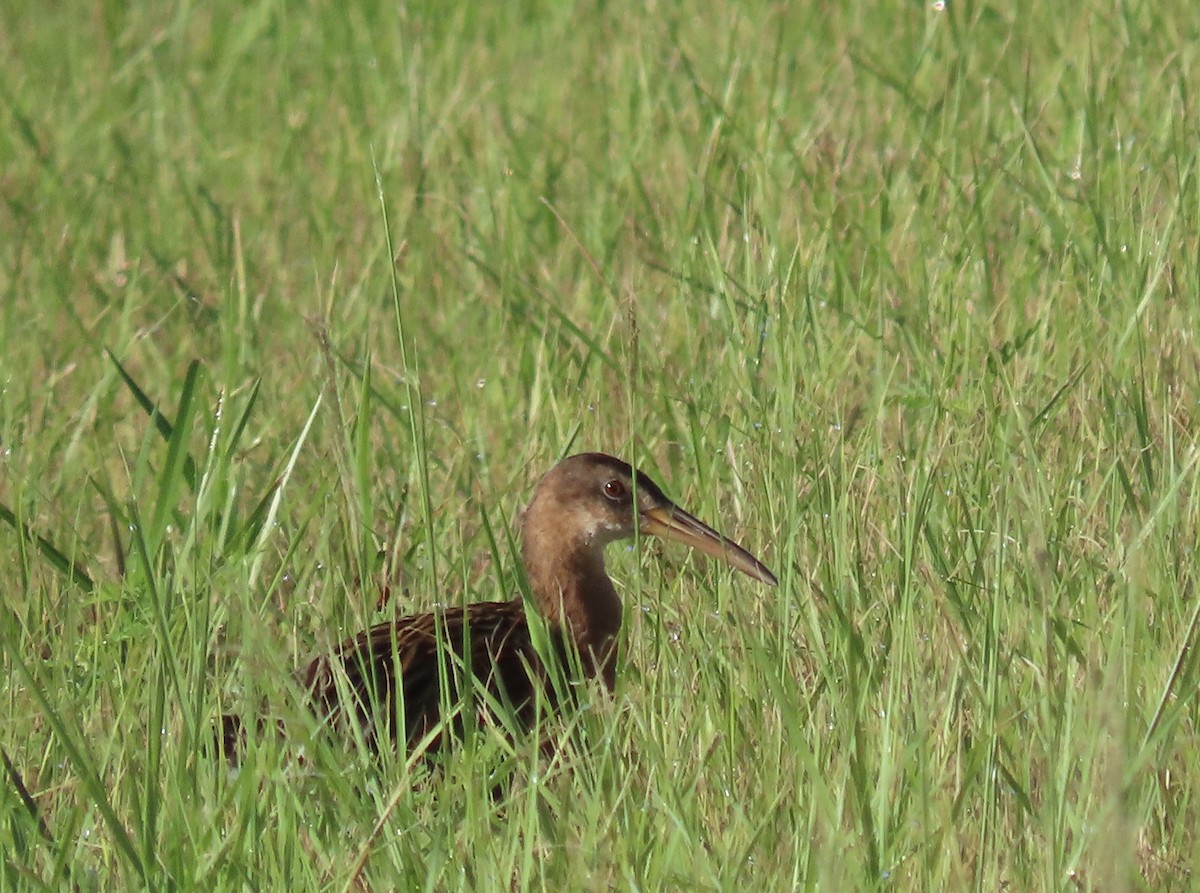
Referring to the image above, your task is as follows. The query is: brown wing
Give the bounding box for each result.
[298,598,560,753]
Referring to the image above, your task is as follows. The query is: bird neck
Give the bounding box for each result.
[521,518,623,688]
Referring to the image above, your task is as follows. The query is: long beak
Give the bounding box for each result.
[640,504,778,586]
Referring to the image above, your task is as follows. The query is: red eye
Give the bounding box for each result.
[603,479,626,500]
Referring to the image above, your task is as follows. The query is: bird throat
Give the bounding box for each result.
[521,524,624,689]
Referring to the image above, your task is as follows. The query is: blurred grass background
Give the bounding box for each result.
[3,0,1200,889]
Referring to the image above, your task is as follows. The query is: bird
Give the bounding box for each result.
[220,452,776,760]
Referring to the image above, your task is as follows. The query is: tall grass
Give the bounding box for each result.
[2,0,1199,888]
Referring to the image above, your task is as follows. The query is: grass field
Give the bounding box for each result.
[3,1,1200,889]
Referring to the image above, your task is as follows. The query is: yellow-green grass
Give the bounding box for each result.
[2,1,1199,889]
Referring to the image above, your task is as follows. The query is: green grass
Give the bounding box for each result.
[3,0,1200,888]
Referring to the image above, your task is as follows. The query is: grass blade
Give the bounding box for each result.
[3,629,145,884]
[106,349,199,493]
[0,503,93,592]
[149,360,202,552]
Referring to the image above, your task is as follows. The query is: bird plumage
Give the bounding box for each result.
[218,452,775,761]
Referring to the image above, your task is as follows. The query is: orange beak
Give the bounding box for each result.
[640,504,777,586]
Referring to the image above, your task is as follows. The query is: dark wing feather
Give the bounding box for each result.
[298,598,560,752]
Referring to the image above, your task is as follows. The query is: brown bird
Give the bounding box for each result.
[222,452,776,758]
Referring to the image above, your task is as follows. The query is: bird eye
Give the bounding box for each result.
[603,479,626,500]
